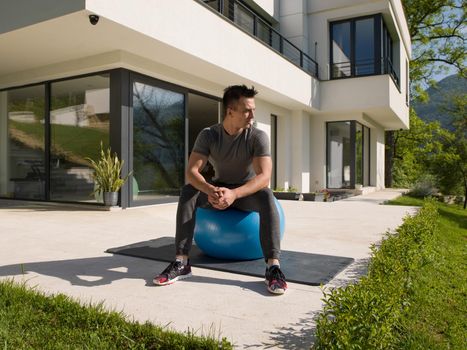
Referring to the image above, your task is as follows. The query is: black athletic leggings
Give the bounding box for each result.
[174,183,281,261]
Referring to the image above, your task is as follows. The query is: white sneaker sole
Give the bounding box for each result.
[264,279,286,295]
[153,272,192,286]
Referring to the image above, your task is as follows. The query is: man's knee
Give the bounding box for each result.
[255,187,275,203]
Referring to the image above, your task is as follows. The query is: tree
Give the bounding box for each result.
[403,0,466,98]
[386,0,466,187]
[391,109,447,188]
[433,95,467,208]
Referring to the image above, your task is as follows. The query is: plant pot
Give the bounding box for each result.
[273,192,300,200]
[103,191,118,206]
[302,193,326,201]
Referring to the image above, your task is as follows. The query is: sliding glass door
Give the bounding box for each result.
[327,121,370,189]
[50,74,110,202]
[0,85,46,200]
[131,78,185,204]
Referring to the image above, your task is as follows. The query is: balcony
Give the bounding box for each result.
[331,57,400,90]
[201,0,318,78]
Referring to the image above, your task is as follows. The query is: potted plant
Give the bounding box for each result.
[86,142,131,206]
[302,189,330,202]
[273,186,301,200]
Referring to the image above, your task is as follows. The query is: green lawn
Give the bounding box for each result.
[10,120,109,163]
[387,196,467,349]
[0,280,232,349]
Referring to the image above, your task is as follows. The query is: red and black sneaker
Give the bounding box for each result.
[265,265,287,295]
[153,260,192,286]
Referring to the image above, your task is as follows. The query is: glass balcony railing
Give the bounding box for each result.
[201,0,319,78]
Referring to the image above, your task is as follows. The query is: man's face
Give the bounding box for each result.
[228,97,255,129]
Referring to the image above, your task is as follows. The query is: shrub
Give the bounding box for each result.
[408,175,438,198]
[313,199,438,349]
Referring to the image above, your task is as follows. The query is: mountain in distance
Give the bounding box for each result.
[412,74,466,131]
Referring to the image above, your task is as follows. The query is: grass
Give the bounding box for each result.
[387,195,467,349]
[10,120,109,163]
[0,280,232,349]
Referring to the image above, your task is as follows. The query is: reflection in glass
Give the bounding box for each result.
[132,82,185,202]
[355,18,375,75]
[0,86,46,199]
[234,2,254,34]
[50,74,110,202]
[327,121,351,188]
[332,21,351,78]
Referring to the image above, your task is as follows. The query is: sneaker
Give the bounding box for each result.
[153,260,192,286]
[265,265,287,295]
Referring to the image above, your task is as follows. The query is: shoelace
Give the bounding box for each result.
[162,261,182,276]
[269,267,286,283]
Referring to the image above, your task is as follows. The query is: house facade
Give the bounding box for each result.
[0,0,410,208]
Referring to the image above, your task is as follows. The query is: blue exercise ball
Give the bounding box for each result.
[194,197,285,260]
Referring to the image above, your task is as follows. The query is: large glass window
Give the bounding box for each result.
[327,121,370,189]
[327,122,351,188]
[0,85,46,199]
[331,15,399,84]
[331,21,352,78]
[50,74,110,202]
[355,18,375,75]
[132,81,185,204]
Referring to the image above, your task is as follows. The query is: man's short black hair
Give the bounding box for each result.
[222,85,258,115]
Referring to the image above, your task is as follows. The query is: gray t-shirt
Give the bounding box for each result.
[192,123,270,184]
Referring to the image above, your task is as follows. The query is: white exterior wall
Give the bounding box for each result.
[252,0,276,18]
[0,0,411,196]
[278,0,309,52]
[373,127,386,189]
[253,99,313,192]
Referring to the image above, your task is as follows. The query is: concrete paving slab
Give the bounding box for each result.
[0,190,417,349]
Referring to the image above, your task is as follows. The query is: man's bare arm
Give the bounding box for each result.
[186,152,221,202]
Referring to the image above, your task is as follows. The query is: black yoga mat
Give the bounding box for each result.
[107,237,354,286]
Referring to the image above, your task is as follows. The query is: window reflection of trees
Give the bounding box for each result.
[133,83,184,194]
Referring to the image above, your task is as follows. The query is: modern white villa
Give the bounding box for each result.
[0,0,411,208]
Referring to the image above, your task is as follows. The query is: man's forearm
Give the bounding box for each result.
[233,173,270,199]
[186,171,217,195]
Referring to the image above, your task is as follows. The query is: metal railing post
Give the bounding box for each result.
[218,0,223,15]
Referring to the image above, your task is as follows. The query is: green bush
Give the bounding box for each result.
[313,199,438,349]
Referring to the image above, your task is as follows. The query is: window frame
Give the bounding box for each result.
[330,14,387,80]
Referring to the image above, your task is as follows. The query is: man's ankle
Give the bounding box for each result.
[267,258,280,268]
[175,255,189,265]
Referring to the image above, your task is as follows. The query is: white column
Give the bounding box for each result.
[278,0,309,53]
[276,112,293,190]
[372,126,386,189]
[291,110,311,192]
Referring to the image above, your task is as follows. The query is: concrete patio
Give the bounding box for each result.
[0,189,417,349]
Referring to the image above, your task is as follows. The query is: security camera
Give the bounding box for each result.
[89,14,99,25]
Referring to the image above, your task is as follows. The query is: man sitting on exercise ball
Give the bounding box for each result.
[153,84,287,295]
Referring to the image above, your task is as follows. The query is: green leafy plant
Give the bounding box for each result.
[85,142,131,194]
[313,198,439,349]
